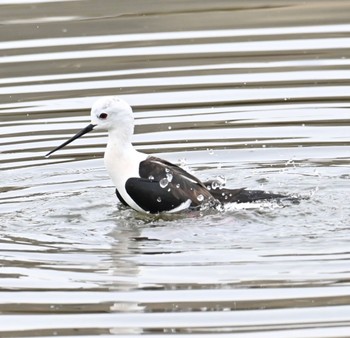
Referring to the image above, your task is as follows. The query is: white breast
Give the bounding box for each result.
[104,142,147,212]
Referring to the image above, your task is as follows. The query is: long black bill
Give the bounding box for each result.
[45,123,96,157]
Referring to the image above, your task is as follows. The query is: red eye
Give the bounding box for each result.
[99,113,108,119]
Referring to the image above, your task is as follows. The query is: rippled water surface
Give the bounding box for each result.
[1,1,350,337]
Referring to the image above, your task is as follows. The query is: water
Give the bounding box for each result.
[1,1,350,337]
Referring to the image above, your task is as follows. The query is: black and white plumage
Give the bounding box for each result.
[46,96,286,214]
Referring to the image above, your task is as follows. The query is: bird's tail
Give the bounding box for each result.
[208,186,291,204]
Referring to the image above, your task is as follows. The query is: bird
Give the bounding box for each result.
[46,96,287,214]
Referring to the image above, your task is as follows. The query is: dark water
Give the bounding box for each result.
[1,1,350,337]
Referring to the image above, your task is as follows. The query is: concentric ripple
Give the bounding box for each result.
[0,1,350,337]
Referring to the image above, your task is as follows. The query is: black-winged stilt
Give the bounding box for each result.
[46,96,286,214]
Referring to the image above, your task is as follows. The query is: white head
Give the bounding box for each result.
[45,96,135,157]
[90,96,134,131]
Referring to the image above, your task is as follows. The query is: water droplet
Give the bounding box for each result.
[211,181,219,189]
[168,125,172,130]
[159,178,169,188]
[216,175,226,186]
[157,197,162,202]
[176,183,180,188]
[166,172,173,182]
[197,194,204,202]
[148,175,154,181]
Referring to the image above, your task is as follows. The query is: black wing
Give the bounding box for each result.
[125,156,215,213]
[141,156,205,186]
[115,188,128,206]
[123,156,290,213]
